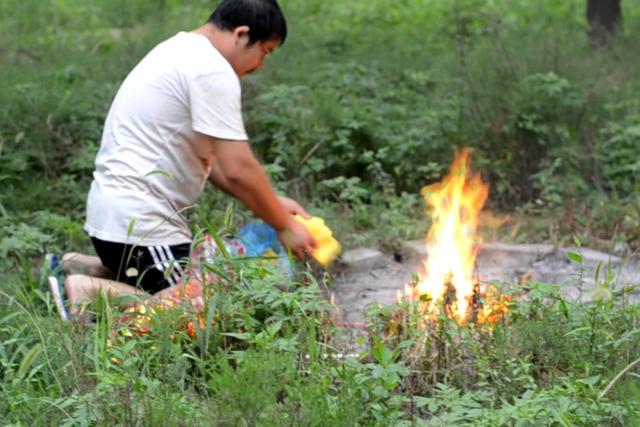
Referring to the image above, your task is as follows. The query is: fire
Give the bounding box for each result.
[405,148,494,323]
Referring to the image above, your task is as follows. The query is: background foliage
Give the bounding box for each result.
[1,0,639,251]
[1,0,640,424]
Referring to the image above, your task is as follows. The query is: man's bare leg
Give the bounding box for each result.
[61,253,113,278]
[64,274,149,316]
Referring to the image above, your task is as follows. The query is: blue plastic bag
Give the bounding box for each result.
[237,221,294,278]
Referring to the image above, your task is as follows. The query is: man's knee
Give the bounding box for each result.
[64,274,91,295]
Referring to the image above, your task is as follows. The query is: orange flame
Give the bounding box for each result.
[411,148,489,322]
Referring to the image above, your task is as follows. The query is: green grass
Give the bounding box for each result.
[2,0,640,424]
[1,252,639,425]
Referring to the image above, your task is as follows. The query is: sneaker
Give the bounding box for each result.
[48,276,70,321]
[46,253,65,281]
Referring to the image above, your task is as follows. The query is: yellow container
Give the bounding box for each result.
[294,215,342,266]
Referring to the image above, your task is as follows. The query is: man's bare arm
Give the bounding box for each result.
[203,135,289,230]
[209,157,311,218]
[197,133,315,257]
[208,155,233,195]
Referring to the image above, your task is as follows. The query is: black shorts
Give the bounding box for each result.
[91,237,191,294]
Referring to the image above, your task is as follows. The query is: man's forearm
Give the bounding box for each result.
[202,134,293,231]
[222,157,291,231]
[207,152,289,231]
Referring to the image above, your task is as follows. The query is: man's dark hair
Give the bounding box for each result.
[209,0,287,45]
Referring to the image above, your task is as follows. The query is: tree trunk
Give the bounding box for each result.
[587,0,622,47]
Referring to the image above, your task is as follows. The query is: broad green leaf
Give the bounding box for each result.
[567,251,582,263]
[412,396,430,408]
[17,343,42,380]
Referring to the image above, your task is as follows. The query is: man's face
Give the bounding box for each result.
[234,38,279,77]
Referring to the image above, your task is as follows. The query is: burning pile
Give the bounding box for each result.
[401,148,510,325]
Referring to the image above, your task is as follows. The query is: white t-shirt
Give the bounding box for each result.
[85,32,248,246]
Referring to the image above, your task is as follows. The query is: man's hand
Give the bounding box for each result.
[278,195,312,219]
[278,217,317,259]
[277,196,316,258]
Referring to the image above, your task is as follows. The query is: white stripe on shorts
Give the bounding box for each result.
[147,245,186,288]
[160,245,183,286]
[150,246,177,286]
[147,246,164,273]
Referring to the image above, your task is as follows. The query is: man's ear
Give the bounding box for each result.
[232,25,251,45]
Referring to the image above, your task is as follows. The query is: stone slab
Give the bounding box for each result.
[340,248,387,272]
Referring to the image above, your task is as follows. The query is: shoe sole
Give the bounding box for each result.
[48,276,70,321]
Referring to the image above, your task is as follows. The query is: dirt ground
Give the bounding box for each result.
[327,241,640,353]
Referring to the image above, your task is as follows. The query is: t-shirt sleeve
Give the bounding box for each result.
[188,71,248,141]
